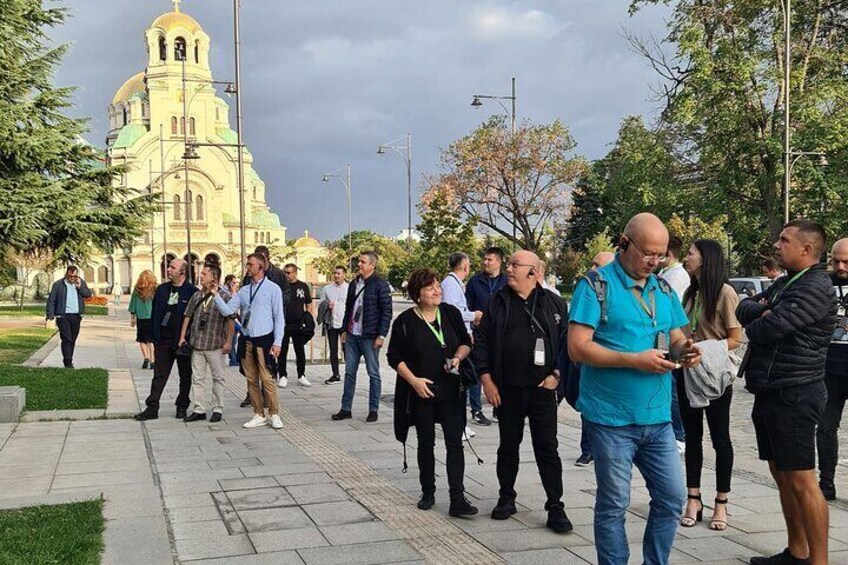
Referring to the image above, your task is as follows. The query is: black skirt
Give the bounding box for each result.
[135,318,153,343]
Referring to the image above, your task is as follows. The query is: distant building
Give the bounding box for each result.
[395,229,421,244]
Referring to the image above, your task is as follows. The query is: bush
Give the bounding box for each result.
[84,295,108,306]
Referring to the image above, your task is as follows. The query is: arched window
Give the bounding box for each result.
[252,186,257,200]
[173,195,181,220]
[98,266,109,283]
[194,40,200,63]
[141,104,146,118]
[171,117,178,135]
[267,232,271,243]
[254,232,258,244]
[122,107,128,125]
[195,194,204,221]
[180,117,185,135]
[158,37,167,61]
[189,117,196,136]
[215,108,220,121]
[259,232,265,244]
[228,232,233,244]
[174,37,186,61]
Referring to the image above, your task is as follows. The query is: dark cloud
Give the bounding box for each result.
[51,0,671,242]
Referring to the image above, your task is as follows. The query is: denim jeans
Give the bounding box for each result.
[228,333,239,366]
[341,335,382,412]
[467,382,483,414]
[585,420,685,565]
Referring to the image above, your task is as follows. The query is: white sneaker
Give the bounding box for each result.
[676,440,686,454]
[243,414,268,428]
[463,426,476,441]
[298,376,311,387]
[277,377,288,388]
[269,414,283,429]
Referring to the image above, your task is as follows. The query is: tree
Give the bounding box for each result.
[0,1,155,269]
[431,116,588,251]
[414,180,480,276]
[313,230,411,289]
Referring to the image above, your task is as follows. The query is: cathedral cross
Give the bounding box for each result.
[173,0,181,12]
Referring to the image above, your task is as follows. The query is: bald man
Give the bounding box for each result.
[590,251,615,271]
[135,258,199,421]
[475,250,572,533]
[569,213,701,565]
[817,237,848,501]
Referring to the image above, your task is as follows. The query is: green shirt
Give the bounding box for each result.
[128,291,153,320]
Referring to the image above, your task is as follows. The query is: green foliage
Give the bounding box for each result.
[314,230,412,288]
[581,227,616,272]
[0,0,156,266]
[413,183,480,277]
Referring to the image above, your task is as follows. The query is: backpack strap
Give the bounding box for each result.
[655,275,676,299]
[583,270,608,324]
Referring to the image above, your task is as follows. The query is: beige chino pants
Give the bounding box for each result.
[190,349,226,414]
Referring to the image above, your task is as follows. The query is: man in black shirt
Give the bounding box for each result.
[280,263,313,388]
[475,250,571,533]
[818,237,848,500]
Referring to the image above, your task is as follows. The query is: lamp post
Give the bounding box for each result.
[322,164,352,255]
[232,0,247,278]
[377,134,413,249]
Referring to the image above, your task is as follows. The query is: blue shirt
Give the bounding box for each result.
[441,273,474,333]
[569,257,689,426]
[215,277,284,346]
[465,272,507,314]
[64,281,80,314]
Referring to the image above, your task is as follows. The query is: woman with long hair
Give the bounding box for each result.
[129,270,157,369]
[677,239,741,531]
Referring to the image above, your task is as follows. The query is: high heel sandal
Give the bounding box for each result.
[710,498,728,531]
[680,493,703,527]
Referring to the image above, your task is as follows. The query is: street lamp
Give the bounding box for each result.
[322,164,352,256]
[470,77,516,135]
[377,133,413,249]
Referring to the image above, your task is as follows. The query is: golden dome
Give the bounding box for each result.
[294,230,321,248]
[151,11,203,35]
[111,71,146,105]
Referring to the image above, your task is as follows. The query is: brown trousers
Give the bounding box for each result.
[242,341,279,416]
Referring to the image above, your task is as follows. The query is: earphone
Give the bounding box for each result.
[528,268,536,278]
[619,238,630,251]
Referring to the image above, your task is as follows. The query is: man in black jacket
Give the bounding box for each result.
[46,266,92,369]
[817,237,848,501]
[135,259,198,421]
[737,219,836,565]
[475,250,571,534]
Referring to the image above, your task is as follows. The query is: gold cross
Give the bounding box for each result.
[173,0,181,12]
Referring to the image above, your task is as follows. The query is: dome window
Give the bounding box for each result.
[194,40,200,63]
[189,117,196,136]
[174,37,187,61]
[158,37,166,61]
[171,117,178,135]
[195,194,204,221]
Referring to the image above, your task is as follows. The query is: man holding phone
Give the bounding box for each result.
[46,266,92,369]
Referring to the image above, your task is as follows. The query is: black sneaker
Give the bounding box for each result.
[184,412,206,423]
[750,548,810,565]
[142,359,149,369]
[575,453,594,467]
[209,412,222,423]
[325,375,341,385]
[240,396,252,408]
[134,408,158,421]
[332,409,352,421]
[490,497,516,520]
[366,411,378,423]
[820,480,836,501]
[417,494,435,510]
[175,408,187,419]
[449,496,478,517]
[471,411,492,426]
[546,504,573,533]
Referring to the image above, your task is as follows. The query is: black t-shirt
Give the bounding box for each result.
[828,276,848,378]
[285,281,312,324]
[502,289,550,388]
[159,287,183,343]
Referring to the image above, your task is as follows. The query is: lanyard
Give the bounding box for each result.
[249,277,265,305]
[688,294,702,335]
[770,267,810,305]
[630,287,657,327]
[415,307,445,348]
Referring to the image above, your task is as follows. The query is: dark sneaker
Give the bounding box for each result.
[209,412,223,423]
[324,375,341,385]
[366,411,378,423]
[546,504,573,533]
[142,359,149,369]
[750,548,811,565]
[175,408,187,419]
[417,494,435,510]
[490,497,516,520]
[449,496,478,517]
[820,480,836,501]
[184,412,206,423]
[332,409,352,421]
[575,453,594,467]
[240,396,252,408]
[134,409,158,421]
[471,411,492,426]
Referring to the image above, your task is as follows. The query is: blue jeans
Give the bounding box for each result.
[468,382,482,413]
[585,420,685,565]
[228,333,239,366]
[341,335,382,413]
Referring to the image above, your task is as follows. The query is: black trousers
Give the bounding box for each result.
[145,342,192,412]
[281,326,307,377]
[56,315,81,367]
[496,385,563,509]
[413,392,466,499]
[675,371,734,493]
[327,328,342,377]
[817,378,848,484]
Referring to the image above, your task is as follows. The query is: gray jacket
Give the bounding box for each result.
[46,278,92,319]
[682,339,735,408]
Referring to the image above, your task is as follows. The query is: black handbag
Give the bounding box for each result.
[296,311,316,340]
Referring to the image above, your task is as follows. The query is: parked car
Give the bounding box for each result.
[729,277,773,300]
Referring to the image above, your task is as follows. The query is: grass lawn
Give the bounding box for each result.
[0,304,108,317]
[0,327,108,410]
[0,499,104,565]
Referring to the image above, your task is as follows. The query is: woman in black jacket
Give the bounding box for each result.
[387,268,477,517]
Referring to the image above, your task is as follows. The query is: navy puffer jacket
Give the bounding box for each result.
[341,274,392,339]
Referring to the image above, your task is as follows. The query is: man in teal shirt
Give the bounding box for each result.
[569,213,701,565]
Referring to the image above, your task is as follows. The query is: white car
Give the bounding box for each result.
[729,277,774,300]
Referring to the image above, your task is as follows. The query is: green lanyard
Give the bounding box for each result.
[630,287,657,327]
[688,295,702,336]
[770,267,811,305]
[416,307,445,348]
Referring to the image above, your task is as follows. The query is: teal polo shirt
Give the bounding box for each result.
[569,257,689,426]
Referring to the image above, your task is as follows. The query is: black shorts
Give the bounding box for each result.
[752,381,827,471]
[135,318,152,343]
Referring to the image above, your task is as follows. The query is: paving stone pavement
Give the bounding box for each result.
[2,309,848,563]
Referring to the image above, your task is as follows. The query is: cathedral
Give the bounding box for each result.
[82,2,324,292]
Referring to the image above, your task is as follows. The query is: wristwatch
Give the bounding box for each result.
[378,335,385,340]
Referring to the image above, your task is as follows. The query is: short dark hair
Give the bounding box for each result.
[667,235,684,258]
[224,274,236,285]
[484,247,504,261]
[448,252,469,271]
[203,264,221,281]
[761,258,779,270]
[785,219,827,257]
[254,245,270,258]
[407,268,439,303]
[283,263,298,272]
[361,251,378,265]
[247,253,267,269]
[66,265,79,274]
[333,265,347,272]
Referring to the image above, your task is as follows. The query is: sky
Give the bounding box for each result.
[51,0,673,243]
